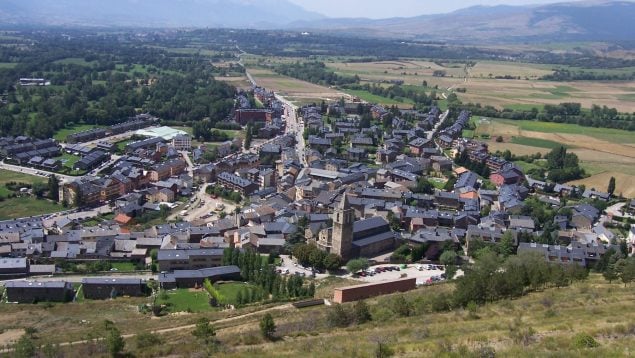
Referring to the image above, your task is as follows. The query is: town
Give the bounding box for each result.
[2,80,633,307]
[0,2,635,355]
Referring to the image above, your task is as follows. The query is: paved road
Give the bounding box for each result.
[42,204,112,228]
[606,202,634,219]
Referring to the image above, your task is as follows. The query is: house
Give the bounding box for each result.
[157,248,224,272]
[517,243,586,266]
[431,156,452,173]
[171,134,191,151]
[409,137,434,156]
[571,204,600,229]
[158,265,241,289]
[490,168,524,187]
[0,257,28,279]
[82,278,147,299]
[217,172,258,196]
[5,281,74,303]
[582,190,610,202]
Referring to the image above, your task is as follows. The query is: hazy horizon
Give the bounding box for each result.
[289,0,606,18]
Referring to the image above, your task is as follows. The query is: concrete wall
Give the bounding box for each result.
[333,277,416,303]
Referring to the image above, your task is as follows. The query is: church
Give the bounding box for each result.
[316,194,397,261]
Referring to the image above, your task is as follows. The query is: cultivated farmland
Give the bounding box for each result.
[474,118,635,197]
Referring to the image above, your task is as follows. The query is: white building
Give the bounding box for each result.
[171,134,191,151]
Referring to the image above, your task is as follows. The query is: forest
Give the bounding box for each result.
[0,30,236,138]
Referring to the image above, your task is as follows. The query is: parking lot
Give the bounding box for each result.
[354,264,452,285]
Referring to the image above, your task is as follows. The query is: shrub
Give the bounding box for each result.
[260,313,276,341]
[135,332,162,349]
[391,296,412,317]
[572,333,599,349]
[326,304,352,328]
[353,300,372,324]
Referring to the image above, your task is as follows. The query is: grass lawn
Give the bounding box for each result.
[54,153,82,170]
[0,197,61,220]
[0,62,17,69]
[217,282,257,304]
[111,262,138,272]
[429,177,447,189]
[510,136,570,149]
[53,124,101,142]
[0,169,46,198]
[513,160,543,173]
[159,288,214,313]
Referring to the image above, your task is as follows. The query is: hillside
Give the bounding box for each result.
[1,1,634,44]
[0,0,324,28]
[3,275,635,356]
[291,1,635,43]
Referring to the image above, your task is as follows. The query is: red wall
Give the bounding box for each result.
[333,278,416,303]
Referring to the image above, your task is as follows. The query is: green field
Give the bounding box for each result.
[0,169,46,198]
[115,63,149,74]
[158,283,255,313]
[494,118,635,143]
[53,57,96,66]
[0,197,61,220]
[510,136,570,149]
[0,62,17,69]
[53,124,101,142]
[54,153,82,170]
[158,289,212,313]
[343,89,414,105]
[111,262,138,272]
[529,85,579,100]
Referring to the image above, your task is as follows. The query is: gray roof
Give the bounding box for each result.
[5,281,71,289]
[82,277,145,285]
[157,248,224,261]
[353,216,389,234]
[0,257,27,269]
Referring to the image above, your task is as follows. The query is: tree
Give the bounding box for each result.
[244,123,253,149]
[347,258,370,274]
[323,253,342,271]
[47,174,59,202]
[13,336,36,358]
[607,176,616,196]
[326,304,352,327]
[353,300,372,324]
[498,231,515,257]
[192,317,216,344]
[106,326,125,357]
[603,252,622,283]
[259,313,276,340]
[440,250,458,279]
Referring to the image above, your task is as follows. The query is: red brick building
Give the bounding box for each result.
[234,109,273,125]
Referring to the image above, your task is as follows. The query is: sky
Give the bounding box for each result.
[288,0,580,18]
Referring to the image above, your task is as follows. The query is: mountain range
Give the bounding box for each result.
[0,0,633,42]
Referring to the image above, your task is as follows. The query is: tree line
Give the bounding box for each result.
[274,61,358,86]
[449,101,635,131]
[221,248,315,301]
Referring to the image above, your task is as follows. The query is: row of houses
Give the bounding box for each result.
[65,114,157,144]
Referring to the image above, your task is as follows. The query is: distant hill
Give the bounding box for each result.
[0,0,324,28]
[0,0,633,43]
[289,1,635,43]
